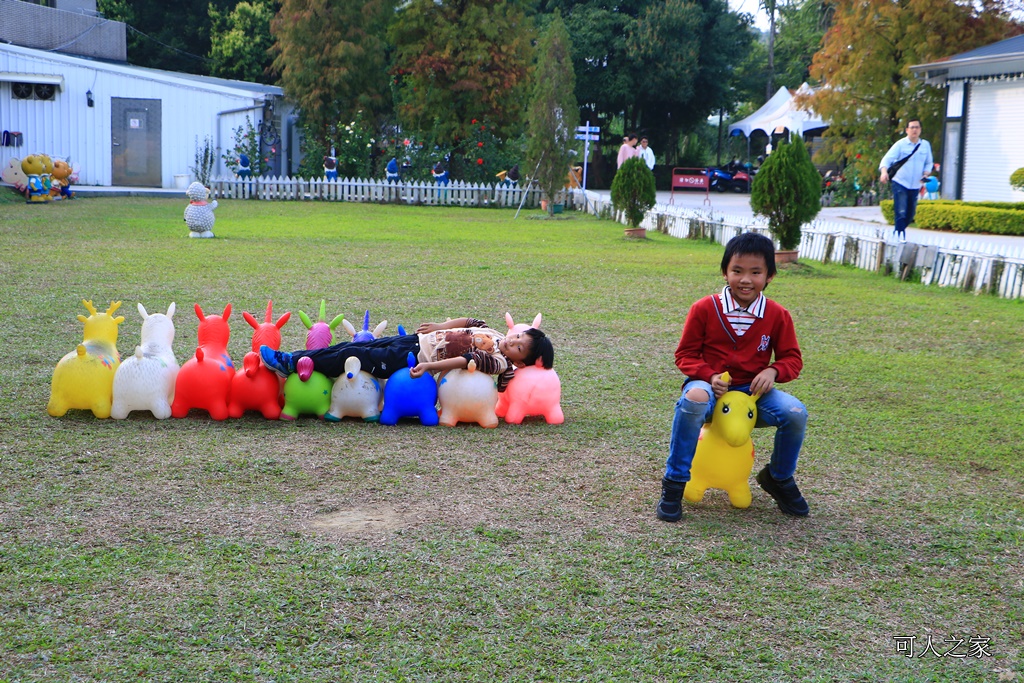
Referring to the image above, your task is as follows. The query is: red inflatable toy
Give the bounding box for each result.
[171,303,234,420]
[228,300,291,419]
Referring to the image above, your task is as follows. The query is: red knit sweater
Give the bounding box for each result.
[674,294,802,386]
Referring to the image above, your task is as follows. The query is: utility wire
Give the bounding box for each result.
[125,24,209,64]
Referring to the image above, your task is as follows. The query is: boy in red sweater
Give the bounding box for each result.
[657,232,809,521]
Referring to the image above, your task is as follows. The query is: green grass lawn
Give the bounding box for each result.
[1,196,1021,682]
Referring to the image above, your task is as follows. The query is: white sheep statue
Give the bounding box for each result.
[184,182,217,238]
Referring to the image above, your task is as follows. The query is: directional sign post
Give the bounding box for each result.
[575,122,599,209]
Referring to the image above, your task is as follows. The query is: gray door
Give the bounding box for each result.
[111,98,161,187]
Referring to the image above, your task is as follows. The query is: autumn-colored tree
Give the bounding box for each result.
[389,0,534,149]
[525,11,579,213]
[209,0,278,84]
[270,0,396,147]
[803,0,1020,181]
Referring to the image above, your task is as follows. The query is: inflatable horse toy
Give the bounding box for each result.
[110,302,178,419]
[683,372,759,509]
[495,312,564,425]
[380,352,438,426]
[171,303,233,420]
[343,310,387,343]
[228,300,291,419]
[326,356,383,422]
[47,300,124,418]
[297,300,345,350]
[437,359,499,428]
[280,301,341,419]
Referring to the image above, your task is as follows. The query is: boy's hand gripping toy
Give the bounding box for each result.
[683,372,759,508]
[47,300,124,418]
[110,303,178,419]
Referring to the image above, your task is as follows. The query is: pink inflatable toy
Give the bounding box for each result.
[228,300,291,419]
[494,311,564,424]
[47,300,124,418]
[171,303,233,420]
[437,360,499,428]
[297,300,344,350]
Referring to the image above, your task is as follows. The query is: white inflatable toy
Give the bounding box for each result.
[111,303,179,419]
[438,360,499,428]
[325,356,383,422]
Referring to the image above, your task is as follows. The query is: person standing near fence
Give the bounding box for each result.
[637,137,655,171]
[879,120,934,243]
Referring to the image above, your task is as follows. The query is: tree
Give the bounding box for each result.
[611,157,657,232]
[549,0,753,164]
[388,0,534,149]
[525,11,579,214]
[774,0,833,88]
[750,137,821,251]
[270,0,396,148]
[98,0,234,73]
[803,0,1021,182]
[209,1,278,83]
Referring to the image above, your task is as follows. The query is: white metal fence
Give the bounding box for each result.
[208,175,542,208]
[578,190,1024,300]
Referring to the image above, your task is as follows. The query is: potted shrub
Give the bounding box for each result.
[750,137,821,261]
[1010,167,1024,197]
[611,156,657,238]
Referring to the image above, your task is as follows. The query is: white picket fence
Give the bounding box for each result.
[579,190,1024,300]
[208,175,542,208]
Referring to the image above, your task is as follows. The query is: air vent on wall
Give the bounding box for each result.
[11,82,33,99]
[34,83,56,100]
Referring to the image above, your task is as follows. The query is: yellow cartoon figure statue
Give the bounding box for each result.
[47,300,124,418]
[683,372,759,508]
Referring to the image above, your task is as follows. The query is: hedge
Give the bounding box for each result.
[880,199,1024,236]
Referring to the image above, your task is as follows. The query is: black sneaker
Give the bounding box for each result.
[656,478,686,522]
[756,466,809,517]
[259,345,295,378]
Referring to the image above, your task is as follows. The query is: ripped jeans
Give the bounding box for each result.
[664,379,808,483]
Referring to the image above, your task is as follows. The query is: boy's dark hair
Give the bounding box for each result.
[522,328,554,369]
[627,133,638,142]
[721,232,777,279]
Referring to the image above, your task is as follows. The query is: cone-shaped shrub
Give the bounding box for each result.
[750,137,821,251]
[611,157,657,229]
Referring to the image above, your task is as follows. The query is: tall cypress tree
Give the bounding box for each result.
[525,12,579,214]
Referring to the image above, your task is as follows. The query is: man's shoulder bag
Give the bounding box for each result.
[887,143,921,179]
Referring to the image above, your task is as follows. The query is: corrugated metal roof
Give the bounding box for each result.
[941,34,1024,63]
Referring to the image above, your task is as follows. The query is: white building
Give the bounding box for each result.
[913,34,1024,201]
[0,0,296,188]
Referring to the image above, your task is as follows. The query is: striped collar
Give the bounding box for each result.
[720,286,766,318]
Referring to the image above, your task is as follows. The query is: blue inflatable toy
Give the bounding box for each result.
[379,352,438,426]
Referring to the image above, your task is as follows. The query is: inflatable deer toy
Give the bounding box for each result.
[47,300,124,418]
[110,302,178,419]
[171,303,233,420]
[228,300,291,419]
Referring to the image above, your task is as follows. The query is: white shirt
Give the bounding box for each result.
[638,145,655,170]
[720,286,765,337]
[879,137,934,190]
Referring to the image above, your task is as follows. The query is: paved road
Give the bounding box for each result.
[589,189,1024,252]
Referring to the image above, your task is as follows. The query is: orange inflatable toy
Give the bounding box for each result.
[171,303,234,420]
[228,300,291,419]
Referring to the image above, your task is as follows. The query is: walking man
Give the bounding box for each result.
[879,120,934,243]
[638,137,655,171]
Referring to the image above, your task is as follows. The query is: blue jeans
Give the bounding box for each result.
[891,181,918,236]
[665,380,808,483]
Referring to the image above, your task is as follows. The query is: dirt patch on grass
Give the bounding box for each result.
[309,505,418,533]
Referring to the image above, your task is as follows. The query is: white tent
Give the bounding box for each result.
[728,83,827,138]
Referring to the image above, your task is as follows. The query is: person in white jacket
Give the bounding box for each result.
[638,137,655,171]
